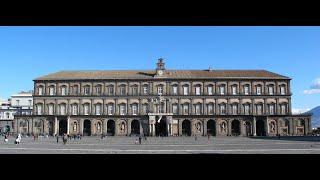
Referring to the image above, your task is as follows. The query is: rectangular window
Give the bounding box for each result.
[244,105,250,115]
[72,105,77,115]
[195,86,201,95]
[269,104,274,115]
[183,86,189,95]
[172,104,178,114]
[208,86,213,95]
[173,86,178,95]
[49,87,55,96]
[232,105,237,115]
[120,105,126,115]
[96,86,102,95]
[257,86,261,95]
[60,105,66,115]
[281,104,286,115]
[183,105,189,115]
[280,86,285,95]
[96,105,101,115]
[132,87,138,95]
[158,86,163,95]
[109,86,114,95]
[208,104,214,115]
[84,87,90,95]
[48,105,54,115]
[220,86,225,95]
[256,104,262,115]
[232,86,237,95]
[244,86,249,95]
[73,86,79,95]
[269,86,274,95]
[143,86,148,94]
[132,105,138,115]
[220,105,226,115]
[120,86,126,95]
[38,87,43,95]
[37,105,42,115]
[84,105,89,115]
[61,87,66,96]
[108,104,114,115]
[195,104,201,115]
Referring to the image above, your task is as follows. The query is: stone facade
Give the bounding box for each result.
[14,59,312,136]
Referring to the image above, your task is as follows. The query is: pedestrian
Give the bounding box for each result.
[63,134,67,145]
[135,138,138,144]
[139,136,142,145]
[4,134,8,143]
[101,134,104,140]
[207,134,210,140]
[278,133,281,139]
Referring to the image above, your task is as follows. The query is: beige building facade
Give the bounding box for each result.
[14,59,311,136]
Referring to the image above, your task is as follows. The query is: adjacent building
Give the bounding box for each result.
[14,59,311,136]
[0,91,33,134]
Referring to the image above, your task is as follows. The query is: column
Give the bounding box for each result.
[265,117,269,136]
[54,117,58,135]
[227,120,231,136]
[253,117,257,136]
[288,97,292,115]
[276,98,279,115]
[67,116,70,135]
[264,98,267,115]
[80,119,84,135]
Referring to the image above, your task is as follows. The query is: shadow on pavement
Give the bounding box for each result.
[249,136,320,142]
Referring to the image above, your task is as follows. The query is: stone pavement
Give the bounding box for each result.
[1,135,320,154]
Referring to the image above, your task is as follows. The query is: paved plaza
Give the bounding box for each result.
[1,135,320,154]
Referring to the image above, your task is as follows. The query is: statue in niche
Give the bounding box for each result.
[220,122,227,133]
[120,122,125,133]
[73,122,77,132]
[270,121,276,133]
[195,122,201,132]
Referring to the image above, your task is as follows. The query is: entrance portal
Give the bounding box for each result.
[207,120,216,136]
[231,120,240,136]
[48,121,54,136]
[59,120,67,135]
[155,116,167,136]
[107,120,115,136]
[131,120,140,135]
[182,120,191,136]
[256,119,266,136]
[245,122,252,136]
[83,120,91,136]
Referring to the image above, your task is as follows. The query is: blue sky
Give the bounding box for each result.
[0,26,319,112]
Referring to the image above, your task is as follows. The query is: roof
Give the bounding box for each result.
[34,70,290,81]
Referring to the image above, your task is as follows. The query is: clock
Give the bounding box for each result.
[158,70,163,75]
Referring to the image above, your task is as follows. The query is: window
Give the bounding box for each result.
[157,103,165,113]
[60,104,66,115]
[48,104,54,115]
[172,104,178,114]
[120,104,126,115]
[49,86,55,96]
[142,104,148,114]
[183,104,189,115]
[16,100,20,106]
[61,86,67,96]
[132,86,138,95]
[84,104,90,115]
[108,85,114,95]
[95,104,101,115]
[38,86,43,95]
[132,104,138,115]
[244,85,249,95]
[268,85,274,95]
[208,86,213,95]
[207,103,214,115]
[108,104,114,115]
[232,86,237,95]
[281,104,286,115]
[232,104,238,115]
[37,104,42,115]
[220,85,225,95]
[172,86,178,95]
[84,86,90,95]
[73,85,79,95]
[195,104,201,115]
[157,85,163,95]
[256,104,263,115]
[143,85,148,95]
[120,85,126,95]
[96,85,102,95]
[269,104,275,115]
[195,86,201,95]
[244,104,250,115]
[183,86,189,95]
[72,104,78,115]
[220,104,226,115]
[280,86,286,95]
[256,86,262,95]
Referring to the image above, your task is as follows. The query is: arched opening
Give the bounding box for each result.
[131,120,140,135]
[182,120,191,136]
[107,120,115,136]
[59,120,67,135]
[231,120,240,136]
[207,120,216,136]
[48,121,54,136]
[4,125,10,133]
[245,122,252,136]
[285,120,290,135]
[256,119,266,136]
[155,116,167,136]
[83,120,91,136]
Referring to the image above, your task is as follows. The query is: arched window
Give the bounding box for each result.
[119,85,126,95]
[207,85,213,95]
[183,85,189,95]
[157,85,164,95]
[172,85,178,95]
[83,103,90,115]
[219,85,226,95]
[143,85,149,95]
[107,85,114,95]
[269,103,275,115]
[232,103,238,115]
[72,85,79,95]
[119,103,126,115]
[49,85,55,96]
[256,85,262,95]
[172,103,178,114]
[256,103,263,115]
[268,85,274,95]
[48,104,54,115]
[219,103,226,115]
[182,103,189,115]
[72,104,78,115]
[60,85,67,96]
[194,103,202,115]
[195,85,201,95]
[280,85,286,95]
[84,85,91,95]
[107,103,114,115]
[207,103,214,115]
[38,86,44,95]
[280,104,287,115]
[131,103,138,115]
[244,103,250,115]
[59,103,66,115]
[95,84,102,95]
[36,104,43,115]
[131,85,139,95]
[142,103,149,114]
[232,85,237,95]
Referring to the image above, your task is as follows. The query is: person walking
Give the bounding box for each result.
[63,134,67,145]
[4,134,8,143]
[56,134,59,143]
[139,136,142,145]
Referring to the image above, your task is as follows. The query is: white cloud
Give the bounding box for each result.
[292,108,310,115]
[303,78,320,94]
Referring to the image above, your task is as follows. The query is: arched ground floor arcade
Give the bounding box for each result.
[13,114,312,137]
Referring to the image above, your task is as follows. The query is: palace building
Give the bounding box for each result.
[14,59,311,137]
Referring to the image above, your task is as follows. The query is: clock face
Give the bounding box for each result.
[158,70,163,75]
